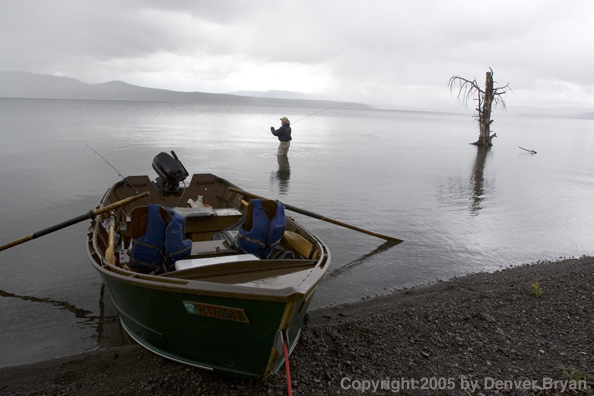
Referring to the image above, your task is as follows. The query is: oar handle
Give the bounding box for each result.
[0,191,150,253]
[0,235,35,252]
[228,188,403,244]
[92,191,150,216]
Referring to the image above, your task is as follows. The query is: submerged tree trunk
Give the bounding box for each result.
[474,71,496,146]
[449,68,509,147]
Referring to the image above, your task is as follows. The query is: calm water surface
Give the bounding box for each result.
[1,98,593,367]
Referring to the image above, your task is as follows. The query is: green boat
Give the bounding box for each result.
[85,152,330,379]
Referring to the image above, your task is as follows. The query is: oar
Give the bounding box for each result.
[104,211,116,265]
[230,188,403,244]
[0,191,150,252]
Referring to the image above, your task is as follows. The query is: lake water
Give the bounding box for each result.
[1,98,593,368]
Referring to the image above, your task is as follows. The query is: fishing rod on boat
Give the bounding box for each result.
[87,145,126,180]
[0,192,149,253]
[86,145,141,194]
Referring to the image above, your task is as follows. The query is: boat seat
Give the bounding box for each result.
[171,206,216,218]
[129,205,244,250]
[180,208,244,242]
[174,253,260,271]
[190,239,234,255]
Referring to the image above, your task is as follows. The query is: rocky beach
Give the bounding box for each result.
[1,256,592,396]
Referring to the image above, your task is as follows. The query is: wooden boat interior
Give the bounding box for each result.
[90,173,328,290]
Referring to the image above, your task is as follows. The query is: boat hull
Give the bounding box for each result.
[98,270,310,378]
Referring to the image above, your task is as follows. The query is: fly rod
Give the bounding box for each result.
[290,104,345,125]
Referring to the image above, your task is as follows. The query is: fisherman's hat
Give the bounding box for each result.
[280,117,290,124]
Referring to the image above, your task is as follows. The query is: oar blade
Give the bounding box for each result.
[284,231,320,259]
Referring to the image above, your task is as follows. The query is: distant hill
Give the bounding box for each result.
[504,105,594,119]
[0,70,370,109]
[566,111,594,120]
[229,89,336,101]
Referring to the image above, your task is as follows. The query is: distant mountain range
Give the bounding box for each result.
[503,105,594,119]
[570,111,594,119]
[228,89,338,101]
[0,70,370,109]
[228,89,594,119]
[1,71,592,119]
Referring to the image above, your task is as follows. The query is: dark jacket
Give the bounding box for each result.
[271,124,292,142]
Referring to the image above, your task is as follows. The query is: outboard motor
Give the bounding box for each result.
[152,151,189,195]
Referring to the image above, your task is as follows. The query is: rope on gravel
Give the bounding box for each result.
[283,331,293,396]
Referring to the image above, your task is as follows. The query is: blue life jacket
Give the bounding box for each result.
[165,210,192,265]
[237,199,286,258]
[131,205,165,272]
[131,205,192,272]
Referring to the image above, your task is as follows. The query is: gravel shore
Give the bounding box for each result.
[1,256,593,396]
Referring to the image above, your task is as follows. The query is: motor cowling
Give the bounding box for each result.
[152,151,189,195]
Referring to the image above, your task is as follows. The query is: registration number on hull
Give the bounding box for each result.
[183,301,250,324]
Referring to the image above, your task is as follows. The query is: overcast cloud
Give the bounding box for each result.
[1,0,593,110]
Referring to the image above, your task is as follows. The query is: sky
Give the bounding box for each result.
[1,0,594,111]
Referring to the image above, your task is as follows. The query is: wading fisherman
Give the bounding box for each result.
[270,117,292,158]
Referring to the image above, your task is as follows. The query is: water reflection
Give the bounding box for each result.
[270,156,291,195]
[437,146,493,215]
[470,146,490,215]
[324,240,400,281]
[0,284,125,347]
[0,288,94,319]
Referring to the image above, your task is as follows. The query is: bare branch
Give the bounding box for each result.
[450,68,511,112]
[448,76,485,107]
